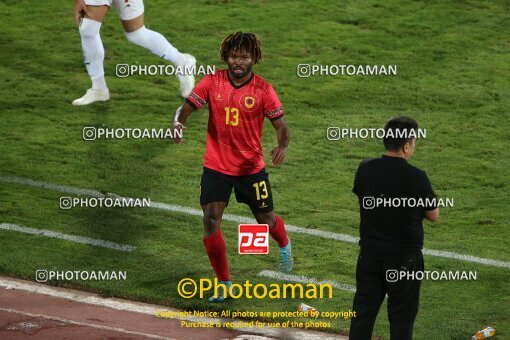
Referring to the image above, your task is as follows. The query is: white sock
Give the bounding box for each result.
[92,76,107,90]
[124,26,187,66]
[79,18,107,90]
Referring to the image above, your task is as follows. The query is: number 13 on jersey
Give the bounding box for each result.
[253,181,269,201]
[225,107,239,126]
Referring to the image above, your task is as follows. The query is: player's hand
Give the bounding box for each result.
[74,0,90,26]
[172,121,186,144]
[269,146,287,166]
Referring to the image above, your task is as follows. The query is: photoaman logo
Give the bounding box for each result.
[177,278,333,299]
[238,224,269,254]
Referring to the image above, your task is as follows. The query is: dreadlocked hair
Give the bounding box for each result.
[220,32,262,64]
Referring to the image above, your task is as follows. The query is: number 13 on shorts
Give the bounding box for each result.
[253,181,268,201]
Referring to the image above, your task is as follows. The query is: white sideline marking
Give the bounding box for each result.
[0,223,136,252]
[258,270,356,293]
[1,175,510,269]
[0,277,346,340]
[421,249,510,268]
[0,307,172,340]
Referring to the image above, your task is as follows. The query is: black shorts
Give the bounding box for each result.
[200,167,274,213]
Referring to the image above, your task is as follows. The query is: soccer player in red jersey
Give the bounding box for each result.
[171,32,293,302]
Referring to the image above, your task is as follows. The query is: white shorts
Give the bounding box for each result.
[84,0,144,21]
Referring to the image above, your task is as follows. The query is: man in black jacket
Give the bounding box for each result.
[349,116,439,340]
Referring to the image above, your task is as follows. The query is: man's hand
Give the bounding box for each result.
[172,121,186,144]
[424,208,439,222]
[74,0,90,25]
[269,146,287,166]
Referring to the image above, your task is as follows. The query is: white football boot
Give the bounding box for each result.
[72,88,110,106]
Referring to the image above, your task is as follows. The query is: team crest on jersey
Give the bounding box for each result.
[239,93,259,112]
[245,96,255,108]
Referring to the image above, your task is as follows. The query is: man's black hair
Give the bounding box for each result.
[383,116,419,151]
[220,32,262,64]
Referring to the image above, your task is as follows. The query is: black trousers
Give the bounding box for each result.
[349,248,424,340]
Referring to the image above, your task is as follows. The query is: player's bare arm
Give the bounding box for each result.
[74,0,90,25]
[171,102,195,143]
[269,117,290,166]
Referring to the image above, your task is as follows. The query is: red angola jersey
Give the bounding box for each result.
[185,69,284,176]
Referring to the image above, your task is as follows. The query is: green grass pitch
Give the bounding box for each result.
[0,0,509,338]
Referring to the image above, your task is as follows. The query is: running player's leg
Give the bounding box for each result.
[200,168,233,302]
[119,1,196,97]
[234,169,293,272]
[73,1,110,106]
[254,211,289,248]
[254,210,293,273]
[202,202,229,283]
